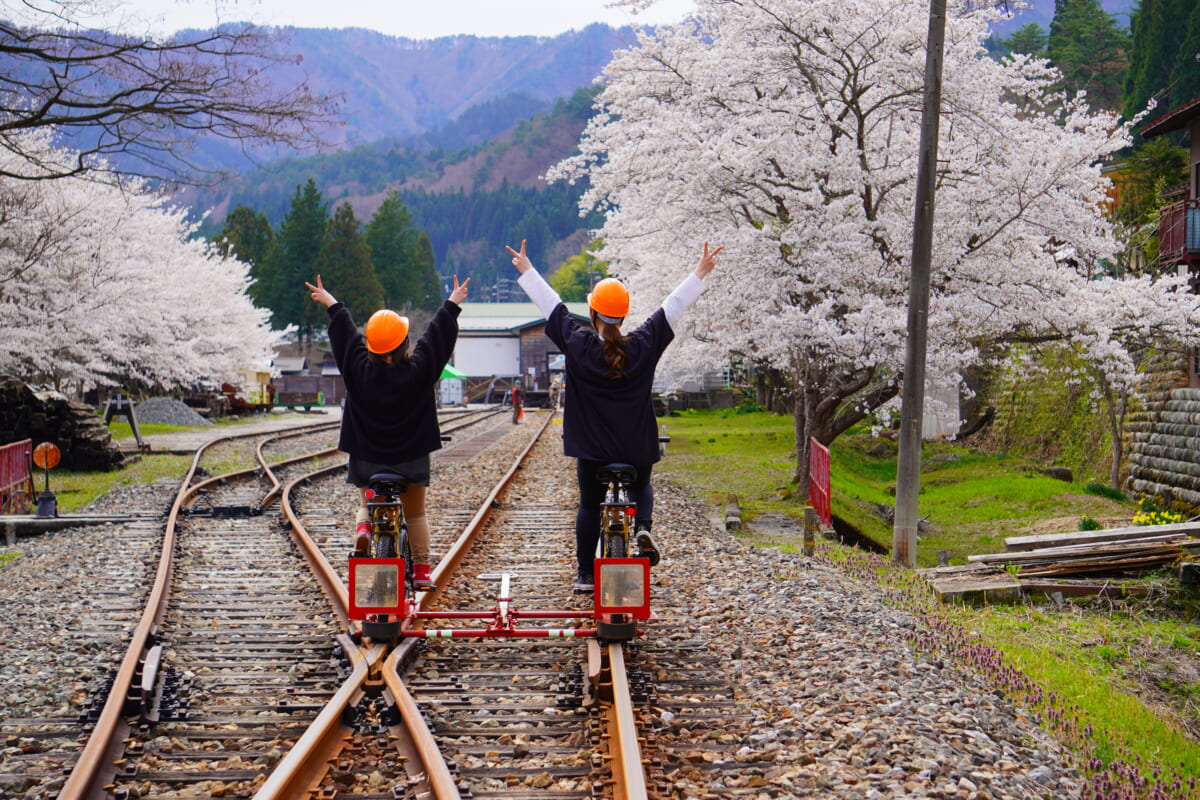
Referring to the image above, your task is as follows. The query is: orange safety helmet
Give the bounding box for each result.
[365,309,409,354]
[588,278,630,323]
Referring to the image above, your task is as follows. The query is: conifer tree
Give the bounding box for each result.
[315,202,384,324]
[1003,23,1048,58]
[412,232,442,311]
[274,179,328,339]
[1124,0,1200,121]
[367,190,429,309]
[1048,0,1129,112]
[215,206,277,310]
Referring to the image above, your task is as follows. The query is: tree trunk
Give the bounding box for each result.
[793,390,813,501]
[790,358,901,503]
[1103,377,1127,491]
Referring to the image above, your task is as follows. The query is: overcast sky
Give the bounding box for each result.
[104,0,698,38]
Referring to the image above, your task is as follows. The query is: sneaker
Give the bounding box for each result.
[573,572,594,594]
[352,523,371,557]
[412,563,436,592]
[636,530,661,567]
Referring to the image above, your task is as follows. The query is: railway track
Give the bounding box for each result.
[5,407,685,800]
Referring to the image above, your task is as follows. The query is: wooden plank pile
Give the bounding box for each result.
[967,521,1200,579]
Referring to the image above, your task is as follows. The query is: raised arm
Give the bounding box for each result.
[663,242,722,328]
[506,240,562,318]
[447,274,471,306]
[306,274,337,307]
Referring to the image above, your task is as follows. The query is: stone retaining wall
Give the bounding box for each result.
[1125,351,1200,512]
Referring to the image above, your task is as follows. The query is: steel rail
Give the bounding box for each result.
[606,642,650,800]
[54,422,331,799]
[259,445,342,509]
[382,648,463,800]
[250,409,523,799]
[253,636,384,800]
[279,460,355,626]
[373,409,558,796]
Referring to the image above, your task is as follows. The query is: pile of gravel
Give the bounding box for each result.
[134,396,213,426]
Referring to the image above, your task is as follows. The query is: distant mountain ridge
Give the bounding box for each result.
[180,23,638,171]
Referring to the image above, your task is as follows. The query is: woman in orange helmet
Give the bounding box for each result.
[307,273,470,591]
[505,240,721,592]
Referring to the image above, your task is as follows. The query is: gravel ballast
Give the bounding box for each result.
[0,416,1098,799]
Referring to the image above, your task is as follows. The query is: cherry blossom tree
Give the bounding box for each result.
[0,127,277,392]
[554,0,1200,495]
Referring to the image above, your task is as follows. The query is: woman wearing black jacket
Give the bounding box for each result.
[504,240,721,592]
[307,273,470,591]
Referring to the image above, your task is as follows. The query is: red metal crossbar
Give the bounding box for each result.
[808,437,831,527]
[0,439,34,515]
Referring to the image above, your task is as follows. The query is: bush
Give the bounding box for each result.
[1084,481,1126,502]
[1078,516,1102,531]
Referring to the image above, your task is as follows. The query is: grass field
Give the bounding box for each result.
[656,407,1135,565]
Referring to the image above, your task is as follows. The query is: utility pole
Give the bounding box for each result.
[893,0,947,567]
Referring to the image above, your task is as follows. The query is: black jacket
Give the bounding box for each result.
[327,300,460,463]
[545,303,673,465]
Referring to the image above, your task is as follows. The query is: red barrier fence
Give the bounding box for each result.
[808,437,831,527]
[0,439,34,514]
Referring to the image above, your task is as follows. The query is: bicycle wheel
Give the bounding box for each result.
[399,523,413,574]
[398,522,417,605]
[603,532,627,559]
[374,533,397,559]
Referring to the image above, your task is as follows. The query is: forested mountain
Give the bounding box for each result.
[169,23,638,173]
[172,24,631,290]
[194,88,603,302]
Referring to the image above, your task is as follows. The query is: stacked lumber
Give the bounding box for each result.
[966,522,1200,579]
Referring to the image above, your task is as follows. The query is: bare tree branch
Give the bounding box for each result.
[0,1,341,183]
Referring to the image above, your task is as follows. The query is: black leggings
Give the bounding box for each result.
[574,458,654,573]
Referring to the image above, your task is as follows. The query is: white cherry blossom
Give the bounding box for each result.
[551,0,1200,489]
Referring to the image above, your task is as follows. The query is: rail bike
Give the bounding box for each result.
[347,436,671,645]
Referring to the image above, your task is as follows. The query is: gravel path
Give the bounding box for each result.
[0,416,1087,800]
[650,488,1081,798]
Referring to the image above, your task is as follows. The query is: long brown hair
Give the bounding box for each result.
[592,312,628,379]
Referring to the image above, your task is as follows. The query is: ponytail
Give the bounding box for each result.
[592,313,628,379]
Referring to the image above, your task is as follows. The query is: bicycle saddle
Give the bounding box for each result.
[596,463,637,485]
[367,472,410,490]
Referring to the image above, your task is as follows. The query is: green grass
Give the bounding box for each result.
[959,606,1200,775]
[659,409,1136,565]
[105,420,197,441]
[47,455,193,513]
[829,433,1135,566]
[656,409,798,517]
